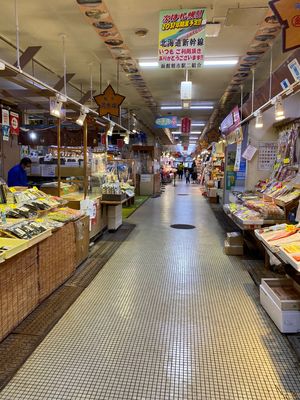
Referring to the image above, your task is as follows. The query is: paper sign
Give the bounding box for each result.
[158,8,207,69]
[2,109,10,141]
[234,142,242,172]
[280,78,291,89]
[141,174,151,183]
[242,145,257,161]
[288,58,300,81]
[181,117,191,134]
[258,142,277,171]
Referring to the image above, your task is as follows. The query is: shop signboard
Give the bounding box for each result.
[10,112,19,135]
[158,8,206,69]
[269,0,300,52]
[220,106,242,145]
[94,84,125,118]
[1,109,10,142]
[155,116,177,128]
[181,117,191,134]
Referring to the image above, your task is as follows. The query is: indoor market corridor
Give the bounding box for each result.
[1,182,300,400]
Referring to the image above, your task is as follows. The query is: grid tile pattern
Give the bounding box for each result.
[1,182,300,399]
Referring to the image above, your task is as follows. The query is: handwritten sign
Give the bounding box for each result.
[94,84,125,118]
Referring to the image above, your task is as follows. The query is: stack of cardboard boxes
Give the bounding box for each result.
[224,232,244,255]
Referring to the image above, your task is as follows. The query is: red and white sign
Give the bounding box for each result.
[101,133,107,145]
[183,145,188,151]
[10,112,20,135]
[181,117,191,134]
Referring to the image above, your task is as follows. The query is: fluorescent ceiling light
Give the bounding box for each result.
[161,105,213,110]
[177,123,205,127]
[139,61,159,67]
[0,61,6,71]
[191,105,213,109]
[161,106,182,110]
[203,59,238,66]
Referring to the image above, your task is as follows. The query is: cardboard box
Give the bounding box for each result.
[227,232,243,246]
[208,196,218,203]
[224,240,243,255]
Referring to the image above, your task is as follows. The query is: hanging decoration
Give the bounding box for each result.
[94,84,125,117]
[269,0,300,52]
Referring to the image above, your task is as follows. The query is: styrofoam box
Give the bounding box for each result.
[261,278,300,311]
[108,218,122,231]
[260,285,300,333]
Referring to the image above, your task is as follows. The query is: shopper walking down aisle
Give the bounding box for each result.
[185,168,190,184]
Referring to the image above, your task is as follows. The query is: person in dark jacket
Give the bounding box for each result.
[7,157,31,187]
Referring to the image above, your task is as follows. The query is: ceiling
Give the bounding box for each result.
[0,0,285,149]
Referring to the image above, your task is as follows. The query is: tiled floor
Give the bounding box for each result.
[1,182,300,399]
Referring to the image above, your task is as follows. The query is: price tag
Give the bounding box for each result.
[284,158,290,164]
[10,188,16,193]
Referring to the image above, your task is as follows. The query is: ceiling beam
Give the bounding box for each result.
[14,46,42,69]
[54,73,76,91]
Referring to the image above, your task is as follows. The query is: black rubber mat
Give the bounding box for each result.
[170,224,196,229]
[0,222,135,391]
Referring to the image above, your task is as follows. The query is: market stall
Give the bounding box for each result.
[0,186,89,342]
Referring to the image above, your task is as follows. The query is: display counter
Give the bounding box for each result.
[0,215,89,342]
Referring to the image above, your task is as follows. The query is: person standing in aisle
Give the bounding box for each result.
[177,163,184,180]
[185,169,190,184]
[7,157,32,187]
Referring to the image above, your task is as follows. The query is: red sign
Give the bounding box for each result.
[117,139,124,149]
[183,145,188,151]
[10,112,20,135]
[101,133,107,145]
[181,117,191,134]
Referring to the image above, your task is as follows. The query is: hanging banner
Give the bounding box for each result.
[1,109,10,142]
[269,0,300,52]
[155,116,178,128]
[220,106,242,144]
[234,142,242,172]
[117,139,124,149]
[242,145,257,161]
[94,84,125,118]
[158,8,206,70]
[10,112,20,135]
[181,117,191,134]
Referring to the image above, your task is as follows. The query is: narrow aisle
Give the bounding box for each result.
[1,182,299,400]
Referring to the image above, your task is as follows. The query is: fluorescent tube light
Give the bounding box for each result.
[161,105,213,110]
[203,59,238,66]
[161,106,182,110]
[177,123,205,127]
[139,61,159,67]
[190,105,213,109]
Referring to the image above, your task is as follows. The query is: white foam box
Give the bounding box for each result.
[108,217,122,231]
[227,232,243,246]
[224,239,244,256]
[260,278,300,333]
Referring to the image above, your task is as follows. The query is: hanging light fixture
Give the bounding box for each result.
[50,94,66,118]
[76,107,89,126]
[107,121,115,136]
[180,70,192,110]
[275,96,285,121]
[255,110,263,128]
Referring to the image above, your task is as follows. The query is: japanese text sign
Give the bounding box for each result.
[158,8,207,70]
[181,117,191,134]
[269,0,300,52]
[94,85,125,118]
